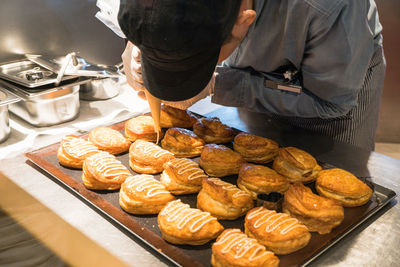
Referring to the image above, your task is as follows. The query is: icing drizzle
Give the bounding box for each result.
[172,158,207,181]
[207,178,250,198]
[134,140,173,159]
[88,152,130,177]
[63,136,98,157]
[125,175,170,197]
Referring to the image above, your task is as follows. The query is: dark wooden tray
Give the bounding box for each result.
[25,119,396,267]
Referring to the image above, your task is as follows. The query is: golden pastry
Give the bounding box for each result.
[82,151,131,190]
[199,144,246,177]
[238,163,290,200]
[193,117,236,144]
[160,104,197,128]
[245,207,311,255]
[158,199,224,245]
[161,127,205,157]
[197,178,254,220]
[316,168,373,207]
[119,174,175,214]
[57,135,100,169]
[160,158,208,195]
[124,115,163,142]
[273,147,322,183]
[233,132,279,163]
[129,140,175,174]
[88,126,131,155]
[282,183,344,234]
[212,229,280,267]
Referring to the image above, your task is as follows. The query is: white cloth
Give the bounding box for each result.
[95,0,125,38]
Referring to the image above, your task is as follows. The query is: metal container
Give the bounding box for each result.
[79,77,120,100]
[0,88,20,143]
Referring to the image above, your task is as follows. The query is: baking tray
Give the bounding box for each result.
[25,119,396,267]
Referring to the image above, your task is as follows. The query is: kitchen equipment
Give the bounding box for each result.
[0,88,20,143]
[79,77,120,100]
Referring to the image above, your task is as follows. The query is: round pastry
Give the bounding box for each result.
[233,132,279,164]
[119,174,175,214]
[282,183,344,235]
[158,199,224,245]
[197,178,254,220]
[160,158,208,195]
[316,168,373,207]
[244,207,311,255]
[161,127,205,158]
[212,229,280,267]
[193,117,236,144]
[160,104,197,128]
[125,115,163,142]
[88,126,131,155]
[199,144,246,177]
[57,135,100,169]
[238,163,290,200]
[273,147,322,183]
[82,151,131,190]
[129,140,175,174]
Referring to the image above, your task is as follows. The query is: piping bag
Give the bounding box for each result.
[144,90,161,144]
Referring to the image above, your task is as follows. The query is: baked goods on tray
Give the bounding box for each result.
[161,127,205,157]
[160,104,197,128]
[212,229,280,267]
[197,178,254,220]
[199,144,246,177]
[125,115,163,142]
[119,174,175,214]
[82,151,131,190]
[316,168,373,207]
[273,147,322,183]
[160,158,207,195]
[57,135,100,169]
[88,126,131,155]
[193,117,236,144]
[158,199,224,245]
[282,183,344,234]
[129,140,175,174]
[245,207,311,255]
[233,132,279,163]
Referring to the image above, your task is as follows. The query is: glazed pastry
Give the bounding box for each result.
[316,168,373,207]
[158,199,224,245]
[193,117,236,144]
[88,126,131,155]
[238,163,290,200]
[124,115,163,142]
[129,140,175,174]
[160,104,197,128]
[161,127,205,157]
[233,132,279,164]
[245,207,311,255]
[282,183,344,234]
[212,229,280,267]
[57,135,100,169]
[273,147,322,183]
[197,178,254,220]
[82,151,131,190]
[199,144,246,177]
[119,174,175,214]
[160,158,208,195]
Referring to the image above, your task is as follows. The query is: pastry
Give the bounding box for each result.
[245,207,311,255]
[233,132,279,163]
[197,178,254,220]
[57,135,100,169]
[82,151,131,190]
[193,117,236,144]
[238,163,290,200]
[160,158,208,195]
[88,126,131,155]
[161,127,205,157]
[160,104,197,128]
[124,115,163,142]
[212,229,280,267]
[199,144,246,177]
[316,168,373,207]
[158,199,224,245]
[273,147,322,183]
[282,183,344,234]
[119,174,175,214]
[129,140,175,174]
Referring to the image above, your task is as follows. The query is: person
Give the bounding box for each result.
[111,0,385,151]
